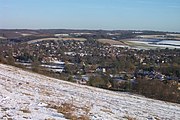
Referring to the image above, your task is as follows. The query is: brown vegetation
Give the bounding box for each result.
[132,78,180,103]
[98,39,124,45]
[123,115,136,120]
[47,102,90,120]
[20,108,31,113]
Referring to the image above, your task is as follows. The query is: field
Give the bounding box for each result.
[98,39,125,45]
[137,34,180,40]
[0,36,6,39]
[27,37,87,44]
[125,39,180,49]
[0,64,180,120]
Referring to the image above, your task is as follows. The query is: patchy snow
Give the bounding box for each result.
[0,64,180,120]
[0,36,7,39]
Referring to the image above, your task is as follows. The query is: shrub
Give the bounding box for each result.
[132,78,180,103]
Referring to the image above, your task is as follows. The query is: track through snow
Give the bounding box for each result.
[0,64,180,120]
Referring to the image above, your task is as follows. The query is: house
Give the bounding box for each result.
[73,75,89,85]
[96,67,106,73]
[41,60,65,73]
[54,34,69,37]
[155,73,165,81]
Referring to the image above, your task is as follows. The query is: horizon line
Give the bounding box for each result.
[0,28,179,33]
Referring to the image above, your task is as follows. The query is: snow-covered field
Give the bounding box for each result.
[0,64,180,120]
[127,39,180,49]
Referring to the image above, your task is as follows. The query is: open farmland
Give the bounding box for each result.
[125,39,180,49]
[98,39,125,45]
[27,37,87,44]
[137,34,180,40]
[0,36,7,39]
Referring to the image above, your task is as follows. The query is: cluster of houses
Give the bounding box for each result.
[2,36,179,90]
[41,60,65,73]
[136,69,166,80]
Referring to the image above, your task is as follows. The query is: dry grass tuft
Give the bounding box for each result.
[22,92,34,96]
[78,115,90,120]
[48,102,90,120]
[45,118,56,120]
[123,115,136,120]
[20,108,31,113]
[100,108,113,114]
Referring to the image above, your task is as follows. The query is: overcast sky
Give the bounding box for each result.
[0,0,180,32]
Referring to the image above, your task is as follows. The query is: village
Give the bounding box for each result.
[0,35,179,85]
[0,30,180,103]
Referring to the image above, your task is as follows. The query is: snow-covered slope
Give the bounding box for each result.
[0,64,180,120]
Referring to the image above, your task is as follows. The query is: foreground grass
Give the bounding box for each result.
[47,102,90,120]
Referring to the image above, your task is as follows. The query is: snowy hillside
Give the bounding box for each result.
[0,64,180,120]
